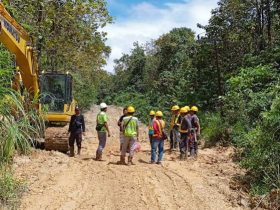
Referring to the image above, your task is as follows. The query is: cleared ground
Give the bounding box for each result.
[13,106,249,210]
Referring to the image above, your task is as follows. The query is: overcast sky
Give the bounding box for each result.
[105,0,219,73]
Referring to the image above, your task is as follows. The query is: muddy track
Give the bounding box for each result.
[13,106,249,210]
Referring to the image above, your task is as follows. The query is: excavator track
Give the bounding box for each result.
[44,126,69,153]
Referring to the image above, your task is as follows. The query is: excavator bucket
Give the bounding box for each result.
[44,126,69,153]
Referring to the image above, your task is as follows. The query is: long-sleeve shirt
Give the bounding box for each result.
[68,114,85,134]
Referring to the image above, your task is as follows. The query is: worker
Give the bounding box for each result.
[151,111,166,164]
[148,110,156,146]
[190,106,201,154]
[179,107,192,160]
[54,84,64,99]
[68,107,85,157]
[95,102,111,161]
[119,106,139,166]
[118,107,128,152]
[169,105,181,151]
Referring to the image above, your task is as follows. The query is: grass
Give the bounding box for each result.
[0,88,44,163]
[0,166,25,209]
[0,87,44,208]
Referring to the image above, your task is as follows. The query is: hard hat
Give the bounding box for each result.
[149,110,155,116]
[127,106,135,113]
[100,102,107,109]
[171,105,180,111]
[180,107,189,113]
[184,106,190,110]
[191,106,198,112]
[155,111,163,117]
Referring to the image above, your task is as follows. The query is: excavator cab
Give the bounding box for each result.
[39,73,76,124]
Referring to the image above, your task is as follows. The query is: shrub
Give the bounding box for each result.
[0,88,43,164]
[240,97,280,195]
[0,166,24,208]
[202,112,231,147]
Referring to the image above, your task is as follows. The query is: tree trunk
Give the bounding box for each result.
[36,0,43,69]
[266,0,272,46]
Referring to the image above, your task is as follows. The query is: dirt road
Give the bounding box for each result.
[13,106,249,210]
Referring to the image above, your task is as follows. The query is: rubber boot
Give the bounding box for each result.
[77,148,81,155]
[127,156,134,166]
[99,153,102,161]
[69,146,75,157]
[95,151,100,161]
[117,156,126,165]
[180,153,183,160]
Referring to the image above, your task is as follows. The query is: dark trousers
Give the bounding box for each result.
[170,129,179,149]
[149,134,153,146]
[69,133,82,149]
[179,133,188,154]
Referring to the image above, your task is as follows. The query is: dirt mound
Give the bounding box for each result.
[13,106,249,210]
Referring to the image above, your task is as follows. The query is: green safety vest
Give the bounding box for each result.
[97,111,108,132]
[123,116,138,137]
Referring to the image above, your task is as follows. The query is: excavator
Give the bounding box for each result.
[0,3,76,152]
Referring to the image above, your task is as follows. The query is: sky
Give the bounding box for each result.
[105,0,219,72]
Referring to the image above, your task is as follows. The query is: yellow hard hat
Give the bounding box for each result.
[171,105,180,111]
[149,110,155,116]
[191,106,198,112]
[184,106,190,110]
[155,111,163,117]
[127,106,135,113]
[180,107,189,113]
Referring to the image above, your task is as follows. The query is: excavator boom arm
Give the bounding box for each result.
[0,3,39,96]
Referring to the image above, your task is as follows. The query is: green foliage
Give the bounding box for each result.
[225,65,279,127]
[0,88,43,163]
[0,45,14,86]
[201,112,230,147]
[0,166,24,209]
[112,91,155,124]
[223,65,280,195]
[239,96,280,194]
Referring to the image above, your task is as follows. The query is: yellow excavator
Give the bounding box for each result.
[0,3,76,152]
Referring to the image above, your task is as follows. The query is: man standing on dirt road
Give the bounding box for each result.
[151,111,166,164]
[119,106,139,166]
[179,107,192,160]
[148,110,155,146]
[170,105,181,151]
[118,107,128,152]
[95,102,111,161]
[190,106,200,155]
[68,107,85,157]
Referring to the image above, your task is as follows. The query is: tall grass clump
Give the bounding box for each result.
[0,86,44,208]
[0,87,44,163]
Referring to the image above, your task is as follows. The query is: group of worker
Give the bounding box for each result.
[68,103,200,165]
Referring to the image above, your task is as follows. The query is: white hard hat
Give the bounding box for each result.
[100,102,107,109]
